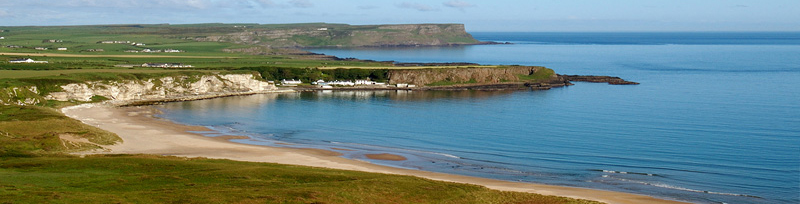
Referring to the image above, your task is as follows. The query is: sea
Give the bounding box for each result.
[155,32,800,204]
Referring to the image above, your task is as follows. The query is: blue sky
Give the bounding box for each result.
[1,0,798,31]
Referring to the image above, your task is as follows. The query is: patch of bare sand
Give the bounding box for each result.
[62,103,688,204]
[365,153,407,161]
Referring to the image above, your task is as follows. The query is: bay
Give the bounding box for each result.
[157,32,800,204]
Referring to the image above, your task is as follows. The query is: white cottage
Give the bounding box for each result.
[281,79,303,85]
[9,58,48,63]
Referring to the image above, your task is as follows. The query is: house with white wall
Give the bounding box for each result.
[9,58,48,63]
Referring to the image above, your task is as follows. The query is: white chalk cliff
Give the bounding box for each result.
[44,74,276,104]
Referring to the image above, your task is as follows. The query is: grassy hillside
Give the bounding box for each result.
[0,23,481,52]
[0,155,600,204]
[0,105,120,156]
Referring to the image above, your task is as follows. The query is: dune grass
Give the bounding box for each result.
[0,155,601,204]
[0,105,120,157]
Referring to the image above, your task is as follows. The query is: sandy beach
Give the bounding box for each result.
[62,102,688,204]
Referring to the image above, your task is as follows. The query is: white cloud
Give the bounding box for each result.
[184,0,208,9]
[0,9,11,17]
[4,0,211,9]
[256,0,280,8]
[443,0,474,9]
[289,0,313,8]
[397,2,437,12]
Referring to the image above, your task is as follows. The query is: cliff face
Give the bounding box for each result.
[45,74,275,104]
[197,24,481,48]
[388,66,561,86]
[0,74,275,106]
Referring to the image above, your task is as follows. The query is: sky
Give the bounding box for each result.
[1,0,798,32]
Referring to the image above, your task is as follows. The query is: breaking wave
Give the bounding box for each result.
[611,177,762,199]
[592,169,660,177]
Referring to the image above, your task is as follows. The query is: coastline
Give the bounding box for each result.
[62,99,687,204]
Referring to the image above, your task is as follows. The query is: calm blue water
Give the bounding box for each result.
[157,32,800,204]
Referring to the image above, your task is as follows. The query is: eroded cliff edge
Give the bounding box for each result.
[1,73,277,106]
[388,66,558,85]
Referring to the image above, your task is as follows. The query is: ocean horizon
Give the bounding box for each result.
[156,32,800,204]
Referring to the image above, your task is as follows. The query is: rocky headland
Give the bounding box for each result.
[195,24,489,51]
[297,66,636,91]
[560,75,640,85]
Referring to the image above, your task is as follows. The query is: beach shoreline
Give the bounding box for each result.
[62,100,688,204]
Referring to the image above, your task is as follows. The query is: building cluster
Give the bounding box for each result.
[314,79,386,86]
[99,40,131,44]
[32,47,67,51]
[394,83,416,88]
[280,79,303,86]
[1,44,67,51]
[9,58,48,63]
[141,63,193,68]
[280,79,413,88]
[283,79,398,88]
[42,39,63,43]
[126,49,184,53]
[99,40,145,46]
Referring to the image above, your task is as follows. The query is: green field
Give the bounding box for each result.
[0,24,398,71]
[0,69,221,79]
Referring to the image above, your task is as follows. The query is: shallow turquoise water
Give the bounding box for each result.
[158,33,800,204]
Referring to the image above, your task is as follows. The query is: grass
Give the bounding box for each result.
[0,69,220,79]
[0,105,120,157]
[517,68,556,82]
[426,79,479,86]
[0,155,601,204]
[0,52,387,70]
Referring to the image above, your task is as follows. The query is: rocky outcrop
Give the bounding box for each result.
[388,66,562,86]
[45,74,276,105]
[0,86,43,106]
[559,75,640,85]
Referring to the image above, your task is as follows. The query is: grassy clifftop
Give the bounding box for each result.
[0,23,483,51]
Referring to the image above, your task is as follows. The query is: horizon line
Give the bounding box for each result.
[1,22,798,33]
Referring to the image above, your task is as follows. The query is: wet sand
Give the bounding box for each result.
[62,103,688,204]
[365,153,408,161]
